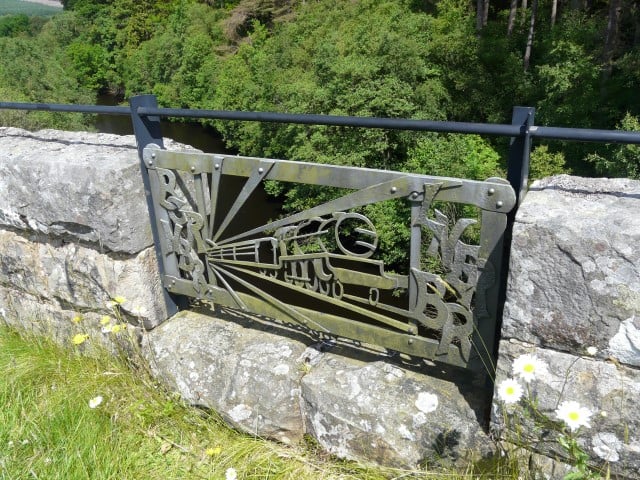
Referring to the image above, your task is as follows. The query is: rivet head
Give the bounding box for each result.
[148,160,153,166]
[411,192,419,199]
[408,338,414,345]
[258,167,264,174]
[390,187,397,194]
[190,166,196,172]
[488,188,496,195]
[151,153,156,159]
[496,201,504,208]
[214,163,220,170]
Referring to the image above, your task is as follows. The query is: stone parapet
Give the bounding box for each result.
[142,309,493,469]
[0,127,151,254]
[502,175,640,368]
[494,175,640,479]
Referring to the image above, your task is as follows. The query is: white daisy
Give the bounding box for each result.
[497,378,524,404]
[89,395,104,409]
[512,353,546,383]
[225,468,238,480]
[555,400,592,431]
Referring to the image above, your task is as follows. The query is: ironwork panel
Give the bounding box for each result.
[143,145,515,371]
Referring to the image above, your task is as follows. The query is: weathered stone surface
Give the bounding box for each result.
[0,127,152,254]
[492,339,640,479]
[301,354,493,469]
[0,285,141,356]
[143,309,494,468]
[502,175,640,368]
[0,229,167,329]
[142,310,308,444]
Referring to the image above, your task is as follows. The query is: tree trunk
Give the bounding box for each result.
[477,0,484,31]
[483,0,490,27]
[521,0,528,25]
[507,0,518,34]
[633,0,640,46]
[523,0,538,71]
[551,0,558,25]
[602,0,622,80]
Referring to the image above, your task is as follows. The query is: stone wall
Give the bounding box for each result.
[492,175,640,479]
[1,128,638,477]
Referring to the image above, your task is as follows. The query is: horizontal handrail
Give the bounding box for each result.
[2,101,640,144]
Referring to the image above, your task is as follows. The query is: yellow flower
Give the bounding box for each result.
[113,296,127,305]
[100,316,112,326]
[106,300,117,308]
[72,315,83,324]
[72,334,89,345]
[205,446,222,456]
[111,324,125,334]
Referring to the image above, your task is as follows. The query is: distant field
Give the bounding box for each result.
[0,0,62,16]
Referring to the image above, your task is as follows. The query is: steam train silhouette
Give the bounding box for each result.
[206,212,408,304]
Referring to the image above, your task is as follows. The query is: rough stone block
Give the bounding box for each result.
[0,285,141,357]
[0,127,151,254]
[301,354,493,469]
[492,339,640,479]
[142,309,494,468]
[503,175,640,368]
[142,310,308,445]
[0,229,167,329]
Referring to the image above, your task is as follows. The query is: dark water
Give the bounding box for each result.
[94,95,231,153]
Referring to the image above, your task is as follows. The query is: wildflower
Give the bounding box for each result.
[72,315,82,324]
[225,468,238,480]
[71,334,89,345]
[106,300,118,309]
[113,296,127,305]
[586,346,598,356]
[600,411,608,418]
[415,392,438,413]
[555,401,592,431]
[8,440,14,447]
[497,378,524,404]
[100,316,112,325]
[205,446,221,456]
[111,324,124,334]
[89,396,103,409]
[512,353,546,383]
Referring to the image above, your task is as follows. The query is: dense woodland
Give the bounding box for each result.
[1,0,639,182]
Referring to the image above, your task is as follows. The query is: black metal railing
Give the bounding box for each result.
[2,97,639,372]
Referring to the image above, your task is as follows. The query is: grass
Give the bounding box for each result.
[0,0,62,17]
[0,325,520,479]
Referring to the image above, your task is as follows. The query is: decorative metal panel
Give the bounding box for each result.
[143,145,515,371]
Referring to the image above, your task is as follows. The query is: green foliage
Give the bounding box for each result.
[0,33,93,130]
[587,114,640,179]
[406,133,502,180]
[529,145,568,180]
[0,14,30,37]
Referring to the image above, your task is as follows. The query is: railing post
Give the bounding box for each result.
[130,94,181,323]
[506,106,535,207]
[493,106,536,368]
